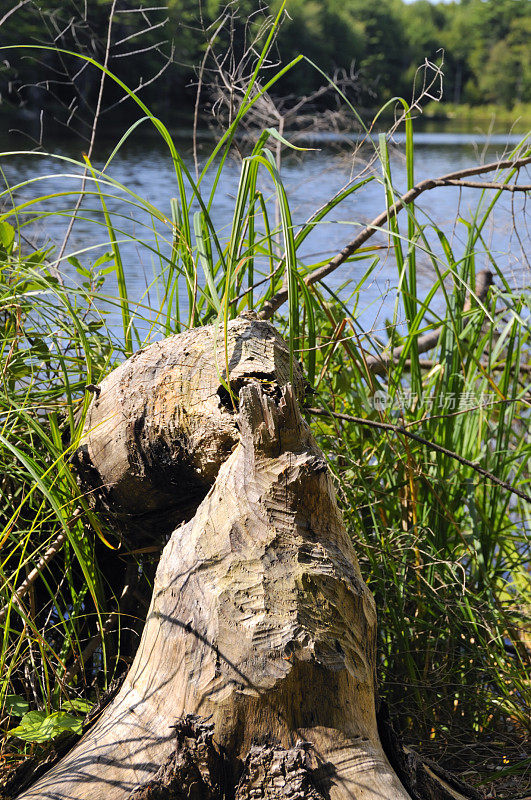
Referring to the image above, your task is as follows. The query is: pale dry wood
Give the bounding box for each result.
[20,316,411,800]
[75,313,303,542]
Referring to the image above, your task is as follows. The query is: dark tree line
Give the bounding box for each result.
[0,0,529,132]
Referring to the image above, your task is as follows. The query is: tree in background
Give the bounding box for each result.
[444,0,530,106]
[2,0,530,122]
[478,16,531,107]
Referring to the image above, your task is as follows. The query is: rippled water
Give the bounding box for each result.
[1,123,529,335]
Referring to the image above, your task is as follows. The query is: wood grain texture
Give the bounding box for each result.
[74,313,303,541]
[19,317,411,800]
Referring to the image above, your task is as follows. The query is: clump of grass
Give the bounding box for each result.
[0,238,124,759]
[309,280,530,768]
[0,15,530,794]
[300,125,530,787]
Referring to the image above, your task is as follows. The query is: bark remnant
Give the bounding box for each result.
[127,716,225,800]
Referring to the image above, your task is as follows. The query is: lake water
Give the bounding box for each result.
[1,121,529,338]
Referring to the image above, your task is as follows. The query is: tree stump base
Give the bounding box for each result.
[13,317,484,800]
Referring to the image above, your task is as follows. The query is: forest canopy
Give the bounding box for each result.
[1,0,530,121]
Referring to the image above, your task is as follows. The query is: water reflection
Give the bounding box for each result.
[0,122,529,339]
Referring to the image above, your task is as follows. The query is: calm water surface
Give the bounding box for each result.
[1,123,529,337]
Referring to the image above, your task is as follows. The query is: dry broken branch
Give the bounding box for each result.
[0,532,66,625]
[258,155,531,320]
[304,406,531,504]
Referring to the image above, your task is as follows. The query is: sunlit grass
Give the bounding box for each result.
[0,25,529,792]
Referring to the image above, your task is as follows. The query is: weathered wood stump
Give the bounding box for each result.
[17,315,417,799]
[74,313,303,542]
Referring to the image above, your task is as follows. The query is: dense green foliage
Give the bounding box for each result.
[0,8,530,796]
[1,0,530,122]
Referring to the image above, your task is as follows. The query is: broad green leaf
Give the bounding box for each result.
[3,694,29,717]
[0,220,15,251]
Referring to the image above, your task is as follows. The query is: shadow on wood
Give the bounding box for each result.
[13,316,479,800]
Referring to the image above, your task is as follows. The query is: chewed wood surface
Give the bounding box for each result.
[20,317,411,800]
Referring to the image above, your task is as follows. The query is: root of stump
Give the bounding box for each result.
[126,715,325,800]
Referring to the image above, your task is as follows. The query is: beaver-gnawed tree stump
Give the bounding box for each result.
[17,315,473,800]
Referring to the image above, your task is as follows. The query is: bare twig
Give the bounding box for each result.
[440,179,531,192]
[114,17,168,47]
[405,358,531,375]
[259,155,531,320]
[363,268,494,375]
[102,44,174,113]
[56,0,117,265]
[0,533,67,624]
[305,406,531,503]
[0,0,30,27]
[114,6,166,12]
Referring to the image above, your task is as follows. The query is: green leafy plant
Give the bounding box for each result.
[8,710,85,744]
